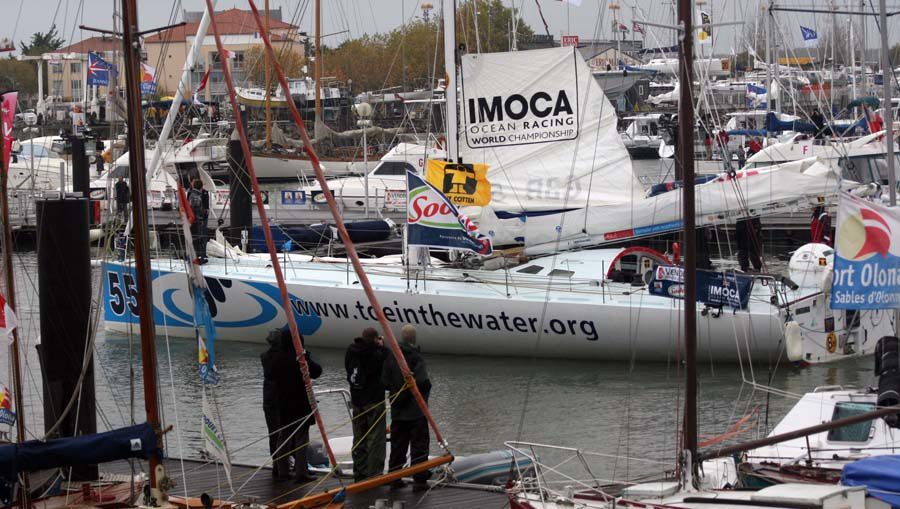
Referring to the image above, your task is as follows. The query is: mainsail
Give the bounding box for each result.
[458,47,641,215]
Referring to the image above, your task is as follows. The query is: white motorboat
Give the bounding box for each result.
[619,114,664,159]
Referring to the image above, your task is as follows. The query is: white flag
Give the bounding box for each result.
[558,0,582,5]
[0,292,17,343]
[202,392,233,489]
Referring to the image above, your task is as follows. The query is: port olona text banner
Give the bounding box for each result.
[461,48,579,149]
[407,171,492,255]
[425,159,491,207]
[831,192,900,309]
[649,265,754,310]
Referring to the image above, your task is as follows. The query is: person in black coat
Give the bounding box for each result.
[114,177,130,218]
[345,327,388,482]
[261,330,285,478]
[382,325,432,490]
[735,217,763,272]
[272,328,322,483]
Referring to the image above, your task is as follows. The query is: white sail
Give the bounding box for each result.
[524,159,845,254]
[459,47,641,214]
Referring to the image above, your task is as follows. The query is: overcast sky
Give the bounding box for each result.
[2,0,896,63]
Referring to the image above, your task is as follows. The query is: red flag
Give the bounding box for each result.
[1,92,18,174]
[632,22,645,34]
[0,291,17,341]
[195,67,211,94]
[179,182,196,224]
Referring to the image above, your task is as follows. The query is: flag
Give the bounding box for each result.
[557,0,582,5]
[1,92,17,175]
[800,26,818,47]
[747,83,767,95]
[140,63,157,95]
[425,160,491,207]
[0,292,16,342]
[612,20,629,32]
[632,22,645,35]
[193,68,211,105]
[0,385,15,425]
[87,52,115,87]
[201,392,232,488]
[831,192,900,309]
[195,289,219,384]
[697,11,712,44]
[407,170,492,255]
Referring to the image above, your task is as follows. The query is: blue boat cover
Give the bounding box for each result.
[727,129,768,136]
[0,423,158,482]
[766,112,817,133]
[843,455,900,507]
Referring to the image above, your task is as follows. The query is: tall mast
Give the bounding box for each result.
[765,2,772,121]
[442,0,458,161]
[314,0,322,140]
[264,0,272,150]
[849,3,857,101]
[120,0,165,489]
[677,0,698,481]
[0,91,29,508]
[860,0,867,95]
[881,0,895,207]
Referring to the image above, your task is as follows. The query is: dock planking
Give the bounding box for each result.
[104,458,507,508]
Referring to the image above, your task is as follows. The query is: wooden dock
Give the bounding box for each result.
[104,458,507,508]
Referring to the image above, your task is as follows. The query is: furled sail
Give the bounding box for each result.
[524,159,845,255]
[458,47,642,215]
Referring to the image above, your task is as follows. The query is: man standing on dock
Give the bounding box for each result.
[345,327,388,482]
[115,177,130,219]
[383,325,432,491]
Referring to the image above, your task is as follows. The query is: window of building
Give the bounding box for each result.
[231,51,245,70]
[51,80,63,96]
[827,402,875,442]
[50,63,62,74]
[71,62,81,73]
[71,79,82,91]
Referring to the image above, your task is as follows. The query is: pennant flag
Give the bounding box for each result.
[140,63,157,95]
[1,92,17,175]
[195,289,219,384]
[747,83,767,95]
[632,22,645,35]
[87,52,115,87]
[407,171,492,255]
[0,385,15,425]
[831,192,900,309]
[697,11,712,44]
[424,160,491,207]
[193,67,211,105]
[612,20,629,32]
[557,0,582,5]
[800,26,818,47]
[201,392,233,487]
[0,292,16,342]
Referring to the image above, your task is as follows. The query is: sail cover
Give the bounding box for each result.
[0,423,158,482]
[459,47,641,214]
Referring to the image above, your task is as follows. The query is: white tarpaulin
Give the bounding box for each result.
[524,161,845,254]
[459,47,641,214]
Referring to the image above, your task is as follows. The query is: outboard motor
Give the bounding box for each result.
[875,336,900,428]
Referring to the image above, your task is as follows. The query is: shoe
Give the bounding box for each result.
[412,481,429,492]
[294,475,319,484]
[389,479,406,490]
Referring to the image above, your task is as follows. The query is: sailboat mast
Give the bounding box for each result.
[314,0,322,138]
[0,96,29,508]
[264,0,272,150]
[677,0,698,473]
[442,0,459,161]
[880,0,895,208]
[120,0,164,488]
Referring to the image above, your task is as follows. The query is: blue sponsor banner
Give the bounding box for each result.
[406,171,492,255]
[194,288,219,385]
[649,265,754,309]
[831,193,900,309]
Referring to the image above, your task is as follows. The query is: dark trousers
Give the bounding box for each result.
[738,247,762,272]
[263,403,282,477]
[388,417,430,482]
[191,216,208,259]
[351,402,387,482]
[275,420,311,480]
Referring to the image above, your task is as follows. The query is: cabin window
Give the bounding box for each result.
[517,265,544,275]
[827,402,875,442]
[373,161,415,176]
[548,269,574,278]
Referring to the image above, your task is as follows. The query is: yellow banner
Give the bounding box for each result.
[425,160,491,207]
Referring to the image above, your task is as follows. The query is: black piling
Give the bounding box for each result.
[228,124,252,249]
[69,136,90,197]
[35,196,96,481]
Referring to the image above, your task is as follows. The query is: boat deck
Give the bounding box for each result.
[104,458,507,508]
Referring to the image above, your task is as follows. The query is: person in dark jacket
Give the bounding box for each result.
[810,206,833,246]
[115,177,130,218]
[261,330,286,479]
[382,325,432,491]
[187,178,210,263]
[272,328,322,483]
[345,327,388,482]
[735,217,763,272]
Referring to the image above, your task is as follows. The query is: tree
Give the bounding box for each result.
[456,0,533,54]
[19,25,65,56]
[242,45,307,87]
[0,56,37,94]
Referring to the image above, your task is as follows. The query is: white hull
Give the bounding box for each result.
[102,250,813,362]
